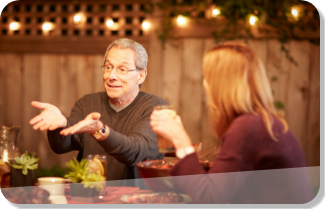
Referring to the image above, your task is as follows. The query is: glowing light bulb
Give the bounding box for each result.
[106,19,113,27]
[9,22,19,30]
[291,9,298,17]
[42,22,51,31]
[249,16,257,25]
[74,14,81,23]
[142,21,150,30]
[212,9,220,17]
[177,15,186,26]
[52,178,55,182]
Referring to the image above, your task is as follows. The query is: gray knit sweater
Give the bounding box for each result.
[47,91,168,186]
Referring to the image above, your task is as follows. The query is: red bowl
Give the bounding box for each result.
[136,159,212,193]
[136,159,180,192]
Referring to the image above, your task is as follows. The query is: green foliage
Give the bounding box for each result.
[9,152,39,175]
[271,76,278,81]
[34,164,70,179]
[148,0,319,64]
[64,157,105,191]
[274,101,285,110]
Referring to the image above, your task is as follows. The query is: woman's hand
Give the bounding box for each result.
[150,110,192,149]
[59,112,105,136]
[30,101,67,131]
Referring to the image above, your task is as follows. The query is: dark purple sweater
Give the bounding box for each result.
[169,113,314,204]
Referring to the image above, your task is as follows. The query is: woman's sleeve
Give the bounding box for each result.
[169,117,258,203]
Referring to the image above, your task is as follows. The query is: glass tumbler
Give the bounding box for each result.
[87,154,107,198]
[154,105,177,153]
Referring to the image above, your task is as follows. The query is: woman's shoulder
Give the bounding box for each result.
[229,113,264,130]
[223,113,277,142]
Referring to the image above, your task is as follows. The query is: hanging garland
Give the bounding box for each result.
[143,0,319,111]
[145,0,319,65]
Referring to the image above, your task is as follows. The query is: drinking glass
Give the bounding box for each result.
[154,105,177,153]
[87,154,107,198]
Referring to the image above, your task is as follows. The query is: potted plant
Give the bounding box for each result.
[64,157,105,203]
[9,152,39,188]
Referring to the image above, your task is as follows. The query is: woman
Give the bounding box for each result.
[150,43,314,204]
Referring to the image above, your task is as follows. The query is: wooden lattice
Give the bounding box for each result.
[0,0,149,37]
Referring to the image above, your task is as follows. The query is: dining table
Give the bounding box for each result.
[63,186,154,204]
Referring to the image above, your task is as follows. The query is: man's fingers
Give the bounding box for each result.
[31,101,47,109]
[48,123,59,131]
[33,120,46,130]
[90,112,101,120]
[39,123,52,131]
[30,115,44,125]
[175,115,182,123]
[60,124,80,135]
[60,128,70,135]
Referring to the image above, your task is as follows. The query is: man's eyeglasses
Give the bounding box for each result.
[101,65,141,75]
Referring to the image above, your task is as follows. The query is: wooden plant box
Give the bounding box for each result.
[70,183,100,203]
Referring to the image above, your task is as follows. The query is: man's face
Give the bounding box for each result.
[103,47,146,105]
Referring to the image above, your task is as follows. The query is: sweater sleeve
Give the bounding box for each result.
[47,98,85,154]
[47,124,82,154]
[97,107,164,166]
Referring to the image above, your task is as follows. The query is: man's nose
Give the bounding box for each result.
[103,68,118,80]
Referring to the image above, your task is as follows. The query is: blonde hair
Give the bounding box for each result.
[203,43,288,141]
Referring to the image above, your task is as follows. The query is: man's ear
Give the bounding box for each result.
[138,69,147,85]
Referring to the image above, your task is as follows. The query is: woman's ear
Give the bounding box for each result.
[138,69,147,84]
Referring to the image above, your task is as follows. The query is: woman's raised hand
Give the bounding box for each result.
[150,110,192,149]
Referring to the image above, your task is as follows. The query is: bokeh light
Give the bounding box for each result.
[74,14,82,23]
[177,15,186,26]
[142,21,150,30]
[249,16,257,25]
[106,19,113,27]
[9,22,19,30]
[42,22,52,31]
[291,9,298,17]
[212,9,220,17]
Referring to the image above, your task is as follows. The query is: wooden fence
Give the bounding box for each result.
[0,39,320,172]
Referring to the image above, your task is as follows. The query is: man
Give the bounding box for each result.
[30,38,168,187]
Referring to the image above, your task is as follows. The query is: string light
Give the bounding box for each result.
[42,22,52,31]
[73,14,82,23]
[3,4,307,36]
[106,19,113,27]
[9,21,19,30]
[142,20,150,30]
[177,15,186,26]
[212,8,220,17]
[291,8,298,17]
[249,15,257,25]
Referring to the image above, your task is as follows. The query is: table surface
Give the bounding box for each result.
[65,186,153,204]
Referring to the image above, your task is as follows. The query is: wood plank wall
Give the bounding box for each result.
[0,39,320,175]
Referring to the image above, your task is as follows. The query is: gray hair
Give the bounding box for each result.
[103,38,148,70]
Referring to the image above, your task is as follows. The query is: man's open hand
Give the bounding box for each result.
[59,112,103,136]
[30,101,67,131]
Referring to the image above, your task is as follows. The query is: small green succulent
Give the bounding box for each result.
[64,157,105,191]
[10,152,39,175]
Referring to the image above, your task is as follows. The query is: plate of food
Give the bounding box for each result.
[120,192,192,204]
